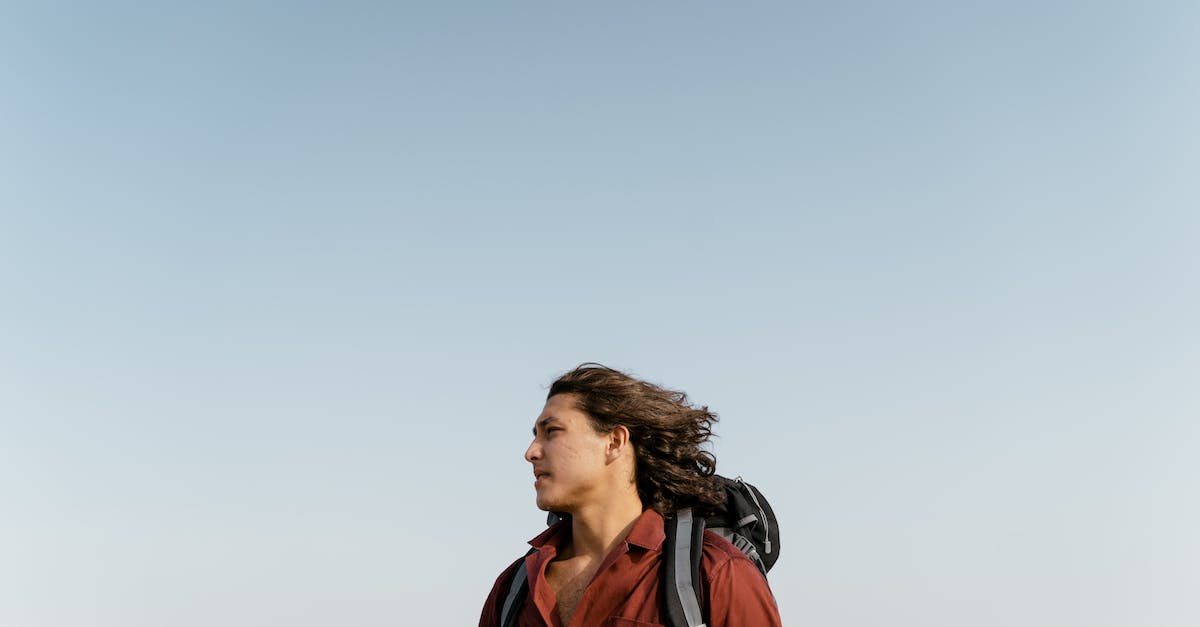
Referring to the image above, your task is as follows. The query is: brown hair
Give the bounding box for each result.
[547,363,724,514]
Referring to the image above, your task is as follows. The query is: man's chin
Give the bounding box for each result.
[535,495,566,513]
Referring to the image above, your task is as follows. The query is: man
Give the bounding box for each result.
[479,364,782,626]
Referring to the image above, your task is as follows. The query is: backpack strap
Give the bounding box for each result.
[499,550,535,627]
[706,526,767,576]
[501,513,566,626]
[662,508,707,627]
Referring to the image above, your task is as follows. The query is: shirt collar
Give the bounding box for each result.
[528,519,567,548]
[527,509,665,552]
[625,509,666,551]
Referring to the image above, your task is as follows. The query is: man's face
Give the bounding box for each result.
[524,393,612,513]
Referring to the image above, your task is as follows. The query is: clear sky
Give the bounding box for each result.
[2,2,1197,626]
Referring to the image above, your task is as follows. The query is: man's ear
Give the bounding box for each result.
[607,425,631,461]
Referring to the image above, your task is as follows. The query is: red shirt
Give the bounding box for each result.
[479,509,782,627]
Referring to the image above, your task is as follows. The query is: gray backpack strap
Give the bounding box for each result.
[707,527,767,576]
[662,508,707,627]
[500,551,533,627]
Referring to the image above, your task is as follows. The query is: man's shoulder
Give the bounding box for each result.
[479,554,530,627]
[699,529,755,573]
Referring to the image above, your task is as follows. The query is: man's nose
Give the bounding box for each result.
[524,439,540,462]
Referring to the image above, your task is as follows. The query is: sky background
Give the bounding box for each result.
[2,2,1198,626]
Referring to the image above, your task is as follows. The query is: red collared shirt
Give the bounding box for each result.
[479,509,782,627]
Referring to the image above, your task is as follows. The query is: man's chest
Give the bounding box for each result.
[544,558,598,625]
[533,554,665,627]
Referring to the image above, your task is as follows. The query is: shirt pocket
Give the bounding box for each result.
[604,618,664,627]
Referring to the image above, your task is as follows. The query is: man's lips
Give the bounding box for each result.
[533,470,550,485]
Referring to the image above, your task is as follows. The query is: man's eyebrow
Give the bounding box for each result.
[532,416,559,435]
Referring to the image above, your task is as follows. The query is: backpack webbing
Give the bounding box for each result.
[500,550,534,627]
[662,508,708,627]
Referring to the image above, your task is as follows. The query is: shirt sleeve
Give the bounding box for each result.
[705,555,783,627]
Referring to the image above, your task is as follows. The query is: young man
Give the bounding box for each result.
[479,364,782,627]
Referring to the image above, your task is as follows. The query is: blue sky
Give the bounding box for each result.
[2,2,1197,626]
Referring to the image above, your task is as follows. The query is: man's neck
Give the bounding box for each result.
[564,495,645,562]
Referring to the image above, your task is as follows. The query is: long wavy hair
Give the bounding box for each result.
[547,363,724,514]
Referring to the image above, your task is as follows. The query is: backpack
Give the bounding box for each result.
[499,475,779,627]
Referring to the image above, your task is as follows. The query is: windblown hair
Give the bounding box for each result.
[548,363,723,514]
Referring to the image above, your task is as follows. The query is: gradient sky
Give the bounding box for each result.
[2,2,1197,627]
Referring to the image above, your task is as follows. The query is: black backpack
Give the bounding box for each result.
[499,475,779,627]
